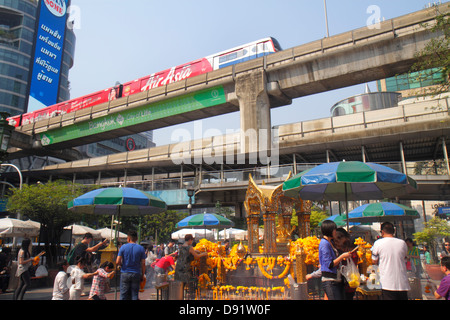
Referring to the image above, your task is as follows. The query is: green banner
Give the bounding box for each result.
[40,86,226,146]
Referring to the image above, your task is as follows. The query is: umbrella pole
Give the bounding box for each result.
[115,208,121,301]
[110,216,114,240]
[345,183,350,231]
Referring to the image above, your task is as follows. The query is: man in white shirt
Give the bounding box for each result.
[371,221,410,300]
[52,260,70,300]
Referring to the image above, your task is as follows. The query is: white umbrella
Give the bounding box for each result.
[235,228,264,241]
[219,228,247,240]
[171,228,213,240]
[96,227,127,241]
[0,218,40,237]
[65,224,102,239]
[24,219,41,229]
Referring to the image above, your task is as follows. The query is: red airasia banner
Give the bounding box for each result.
[9,58,212,127]
[122,58,213,97]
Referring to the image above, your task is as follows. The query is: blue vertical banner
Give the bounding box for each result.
[28,0,69,112]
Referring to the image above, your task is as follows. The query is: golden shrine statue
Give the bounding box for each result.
[276,225,296,243]
[243,174,311,255]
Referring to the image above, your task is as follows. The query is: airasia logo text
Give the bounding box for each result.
[141,65,193,91]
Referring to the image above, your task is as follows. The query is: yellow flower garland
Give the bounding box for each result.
[255,256,292,280]
[290,236,320,266]
[354,237,373,264]
[211,285,287,300]
[198,273,211,289]
[190,239,296,284]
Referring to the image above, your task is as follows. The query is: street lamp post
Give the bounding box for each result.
[187,186,194,215]
[323,0,330,37]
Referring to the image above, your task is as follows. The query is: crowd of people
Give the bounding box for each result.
[313,220,450,300]
[39,231,205,300]
[1,226,449,301]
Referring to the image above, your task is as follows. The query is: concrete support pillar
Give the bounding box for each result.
[123,168,128,187]
[235,70,272,155]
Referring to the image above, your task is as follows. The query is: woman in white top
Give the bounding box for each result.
[13,238,44,300]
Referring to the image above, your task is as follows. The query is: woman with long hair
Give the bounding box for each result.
[13,238,44,300]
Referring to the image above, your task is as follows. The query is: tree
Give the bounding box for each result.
[7,180,88,268]
[139,210,188,243]
[413,217,450,263]
[410,4,450,96]
[309,206,329,236]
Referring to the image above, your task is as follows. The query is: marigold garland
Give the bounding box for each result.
[189,239,298,287]
[198,273,211,289]
[354,237,373,264]
[290,236,320,266]
[211,285,287,300]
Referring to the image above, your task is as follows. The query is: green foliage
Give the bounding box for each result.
[411,4,450,96]
[310,206,329,234]
[6,180,90,267]
[138,210,188,243]
[414,217,450,263]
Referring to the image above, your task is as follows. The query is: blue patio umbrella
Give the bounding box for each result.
[283,161,417,201]
[283,161,418,229]
[68,187,166,216]
[348,202,420,223]
[176,213,234,229]
[68,187,166,300]
[319,214,361,227]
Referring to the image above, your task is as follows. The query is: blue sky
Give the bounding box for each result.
[68,0,447,145]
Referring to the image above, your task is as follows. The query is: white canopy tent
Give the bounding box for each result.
[64,224,102,239]
[171,228,214,240]
[0,218,40,238]
[96,227,128,242]
[219,228,247,240]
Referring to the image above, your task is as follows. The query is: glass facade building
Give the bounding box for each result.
[377,68,445,96]
[0,0,75,117]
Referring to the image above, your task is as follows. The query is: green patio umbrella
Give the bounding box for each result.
[319,214,355,227]
[283,161,418,229]
[68,187,166,216]
[176,213,234,229]
[347,202,420,223]
[68,187,166,300]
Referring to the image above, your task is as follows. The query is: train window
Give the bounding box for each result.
[219,49,248,64]
[219,52,236,64]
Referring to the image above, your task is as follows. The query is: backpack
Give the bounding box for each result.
[67,246,77,265]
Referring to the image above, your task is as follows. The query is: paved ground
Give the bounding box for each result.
[0,278,441,301]
[0,283,158,300]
